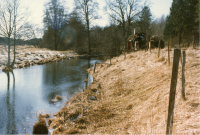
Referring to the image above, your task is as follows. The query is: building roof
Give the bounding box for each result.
[127,34,135,42]
[127,32,146,42]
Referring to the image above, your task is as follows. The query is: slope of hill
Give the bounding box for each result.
[48,47,200,134]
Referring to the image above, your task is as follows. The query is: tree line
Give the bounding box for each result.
[41,0,153,56]
[164,0,199,46]
[0,0,199,68]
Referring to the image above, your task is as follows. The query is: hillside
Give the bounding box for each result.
[48,47,200,134]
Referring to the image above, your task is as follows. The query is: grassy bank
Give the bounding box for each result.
[48,47,200,134]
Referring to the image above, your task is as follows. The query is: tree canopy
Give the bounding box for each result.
[164,0,199,41]
[138,6,152,34]
[42,0,67,50]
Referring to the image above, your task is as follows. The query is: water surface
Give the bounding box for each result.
[0,59,99,134]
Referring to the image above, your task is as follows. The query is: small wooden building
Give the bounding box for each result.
[127,34,135,51]
[127,33,146,51]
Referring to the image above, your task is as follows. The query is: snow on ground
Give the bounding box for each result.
[0,45,79,72]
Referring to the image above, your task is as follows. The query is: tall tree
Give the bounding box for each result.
[164,0,199,44]
[137,6,152,35]
[68,10,87,54]
[100,24,123,58]
[0,0,30,68]
[150,15,166,39]
[105,0,142,51]
[75,0,99,55]
[126,0,142,36]
[43,0,67,50]
[163,15,176,40]
[20,23,42,47]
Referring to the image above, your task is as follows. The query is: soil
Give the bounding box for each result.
[0,45,80,72]
[46,46,200,134]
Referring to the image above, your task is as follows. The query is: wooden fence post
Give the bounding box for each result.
[110,55,112,64]
[149,37,151,53]
[168,42,170,66]
[180,50,182,65]
[166,48,180,135]
[193,36,195,48]
[158,40,160,58]
[182,51,186,100]
[170,35,172,50]
[93,61,97,73]
[124,42,127,59]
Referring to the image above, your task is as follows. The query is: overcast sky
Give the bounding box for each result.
[24,0,173,28]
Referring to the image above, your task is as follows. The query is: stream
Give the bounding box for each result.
[0,58,100,134]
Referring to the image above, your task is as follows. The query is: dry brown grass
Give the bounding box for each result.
[39,113,50,119]
[49,47,200,134]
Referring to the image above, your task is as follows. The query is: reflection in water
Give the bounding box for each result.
[41,60,87,103]
[85,57,94,89]
[53,62,57,85]
[7,72,10,89]
[6,72,17,133]
[85,58,90,89]
[0,59,100,134]
[11,71,15,87]
[6,72,11,133]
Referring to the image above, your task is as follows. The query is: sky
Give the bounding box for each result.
[24,0,173,28]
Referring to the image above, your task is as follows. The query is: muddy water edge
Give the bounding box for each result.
[0,58,100,134]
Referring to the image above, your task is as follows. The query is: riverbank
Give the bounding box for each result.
[45,47,199,134]
[0,45,80,72]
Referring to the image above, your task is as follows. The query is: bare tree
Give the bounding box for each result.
[20,23,43,48]
[68,10,88,54]
[105,0,142,52]
[75,0,99,55]
[126,0,142,36]
[0,0,30,68]
[43,0,67,50]
[150,14,166,39]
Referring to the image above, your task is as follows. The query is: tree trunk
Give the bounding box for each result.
[55,30,57,50]
[7,36,11,67]
[11,14,16,68]
[11,35,16,68]
[86,6,91,55]
[88,24,91,55]
[122,18,126,51]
